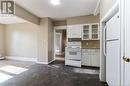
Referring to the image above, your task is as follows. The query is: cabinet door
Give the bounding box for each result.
[82,25,90,40]
[91,24,99,40]
[82,55,91,66]
[67,25,82,38]
[82,49,100,67]
[82,49,91,66]
[91,49,100,67]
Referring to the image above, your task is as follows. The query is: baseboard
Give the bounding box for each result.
[48,59,55,64]
[55,57,65,61]
[0,57,5,60]
[36,61,48,64]
[37,59,55,65]
[6,56,37,62]
[5,56,55,64]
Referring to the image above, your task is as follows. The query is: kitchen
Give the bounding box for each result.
[54,15,100,68]
[1,0,130,85]
[65,23,100,67]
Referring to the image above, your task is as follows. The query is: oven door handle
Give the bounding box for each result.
[68,59,81,61]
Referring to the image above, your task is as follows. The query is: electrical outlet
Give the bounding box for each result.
[86,42,89,45]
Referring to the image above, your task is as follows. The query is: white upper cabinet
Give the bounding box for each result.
[82,24,90,40]
[67,25,82,38]
[91,24,99,40]
[82,23,99,40]
[67,23,99,40]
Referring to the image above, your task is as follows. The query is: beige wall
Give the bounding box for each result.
[38,18,49,63]
[0,17,54,63]
[38,18,54,63]
[0,24,5,56]
[5,22,39,58]
[48,18,54,62]
[15,5,40,25]
[53,21,67,26]
[100,0,117,19]
[82,40,100,49]
[67,15,100,25]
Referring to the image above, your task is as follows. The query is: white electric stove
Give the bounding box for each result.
[65,42,81,67]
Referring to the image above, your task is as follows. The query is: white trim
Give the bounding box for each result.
[82,23,99,26]
[54,26,66,60]
[0,57,5,60]
[120,0,124,85]
[48,59,56,64]
[55,57,65,61]
[55,33,62,55]
[36,61,48,64]
[36,59,55,65]
[54,28,56,60]
[6,56,37,62]
[54,26,67,30]
[94,0,100,16]
[101,2,119,23]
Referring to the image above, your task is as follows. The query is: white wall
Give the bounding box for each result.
[0,24,5,56]
[5,22,39,58]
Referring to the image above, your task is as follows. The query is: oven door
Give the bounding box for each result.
[65,48,81,60]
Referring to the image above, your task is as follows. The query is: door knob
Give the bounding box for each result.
[123,56,130,62]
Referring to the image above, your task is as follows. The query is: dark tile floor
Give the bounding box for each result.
[0,60,107,86]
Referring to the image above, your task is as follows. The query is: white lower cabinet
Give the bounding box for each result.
[81,49,100,67]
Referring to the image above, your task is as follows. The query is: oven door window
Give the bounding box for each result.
[69,52,77,55]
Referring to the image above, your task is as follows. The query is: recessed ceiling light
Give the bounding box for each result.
[50,0,61,6]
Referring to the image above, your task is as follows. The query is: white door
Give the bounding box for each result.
[55,33,62,55]
[123,0,130,85]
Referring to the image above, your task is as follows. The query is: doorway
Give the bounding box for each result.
[54,26,67,61]
[55,33,62,56]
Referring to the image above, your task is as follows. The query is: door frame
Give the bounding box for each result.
[54,26,67,60]
[100,1,119,82]
[120,0,127,85]
[55,32,62,55]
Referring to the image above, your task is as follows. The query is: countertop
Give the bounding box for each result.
[81,48,100,49]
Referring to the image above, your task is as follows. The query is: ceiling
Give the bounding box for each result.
[0,16,27,24]
[15,0,99,20]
